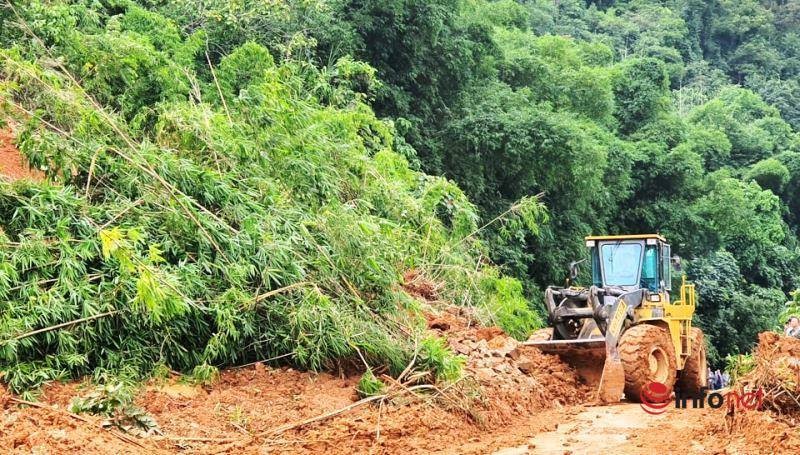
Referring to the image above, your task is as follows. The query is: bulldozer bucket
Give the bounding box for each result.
[523,300,629,404]
[523,338,624,403]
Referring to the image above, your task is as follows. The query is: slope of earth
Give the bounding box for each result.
[0,126,44,182]
[4,316,798,454]
[0,307,591,454]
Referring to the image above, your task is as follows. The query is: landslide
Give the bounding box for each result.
[0,3,544,395]
[736,332,800,417]
[689,332,800,454]
[1,307,590,454]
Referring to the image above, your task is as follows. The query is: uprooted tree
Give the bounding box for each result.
[0,4,546,396]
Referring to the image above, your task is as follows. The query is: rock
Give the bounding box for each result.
[489,336,519,357]
[517,361,538,375]
[428,319,450,331]
[452,342,471,355]
[474,368,495,382]
[476,326,504,341]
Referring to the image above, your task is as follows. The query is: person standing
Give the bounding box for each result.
[785,316,800,338]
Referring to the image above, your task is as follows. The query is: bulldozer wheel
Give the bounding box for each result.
[619,324,677,402]
[528,328,553,341]
[677,327,707,395]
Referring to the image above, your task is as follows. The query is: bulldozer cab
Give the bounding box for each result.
[586,234,671,294]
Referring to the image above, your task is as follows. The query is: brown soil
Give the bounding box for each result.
[738,332,800,415]
[2,320,797,454]
[0,126,45,181]
[402,269,442,302]
[696,406,800,454]
[0,307,591,454]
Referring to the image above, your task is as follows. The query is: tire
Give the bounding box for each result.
[619,324,677,402]
[528,327,553,342]
[677,327,708,395]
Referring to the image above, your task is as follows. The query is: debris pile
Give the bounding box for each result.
[738,332,800,415]
[428,306,590,426]
[0,308,592,454]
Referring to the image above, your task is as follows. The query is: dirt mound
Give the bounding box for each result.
[692,406,800,454]
[0,308,590,454]
[0,127,44,182]
[402,269,442,302]
[0,383,158,454]
[738,332,800,415]
[429,306,590,427]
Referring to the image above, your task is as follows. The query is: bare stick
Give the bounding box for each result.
[259,384,437,437]
[254,282,309,302]
[206,49,232,126]
[1,310,122,344]
[9,397,146,449]
[231,352,294,369]
[84,146,103,197]
[260,394,386,437]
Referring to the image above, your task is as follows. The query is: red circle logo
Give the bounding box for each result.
[640,381,671,415]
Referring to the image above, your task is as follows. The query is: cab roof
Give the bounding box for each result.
[584,234,667,242]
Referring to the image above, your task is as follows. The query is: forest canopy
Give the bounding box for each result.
[1,0,799,388]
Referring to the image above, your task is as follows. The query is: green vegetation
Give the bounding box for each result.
[2,0,800,391]
[0,1,545,393]
[356,369,386,398]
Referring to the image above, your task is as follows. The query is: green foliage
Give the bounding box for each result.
[70,377,159,435]
[0,2,545,393]
[480,271,542,340]
[725,353,755,384]
[688,251,785,367]
[5,0,800,385]
[356,369,386,398]
[70,381,135,416]
[779,290,800,327]
[745,158,790,195]
[612,58,671,134]
[417,337,465,383]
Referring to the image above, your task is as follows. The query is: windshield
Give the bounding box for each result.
[601,243,642,286]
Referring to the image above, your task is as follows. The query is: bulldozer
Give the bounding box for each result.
[524,234,707,403]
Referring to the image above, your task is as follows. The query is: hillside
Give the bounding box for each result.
[0,2,557,397]
[2,1,800,453]
[123,0,800,366]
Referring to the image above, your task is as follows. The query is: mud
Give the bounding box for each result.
[0,307,591,454]
[0,126,44,182]
[2,312,798,454]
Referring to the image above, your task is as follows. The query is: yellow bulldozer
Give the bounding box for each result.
[525,234,707,403]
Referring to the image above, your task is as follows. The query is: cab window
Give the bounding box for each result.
[661,244,671,290]
[641,245,659,291]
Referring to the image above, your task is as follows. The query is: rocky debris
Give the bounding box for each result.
[403,269,443,302]
[427,306,590,425]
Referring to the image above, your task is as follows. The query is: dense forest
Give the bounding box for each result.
[1,0,800,393]
[241,0,800,367]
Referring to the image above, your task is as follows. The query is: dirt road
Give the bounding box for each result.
[494,403,710,455]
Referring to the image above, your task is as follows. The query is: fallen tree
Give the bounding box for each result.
[736,332,800,415]
[0,3,545,395]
